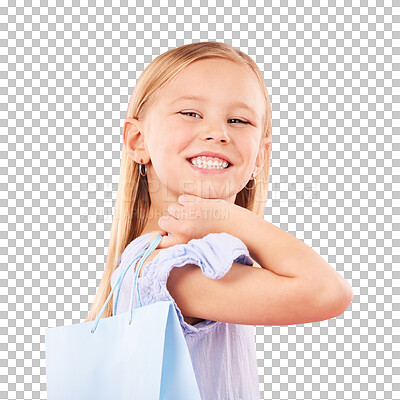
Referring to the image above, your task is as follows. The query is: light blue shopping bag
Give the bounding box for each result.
[45,233,201,400]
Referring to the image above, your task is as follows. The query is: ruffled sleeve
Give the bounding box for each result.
[139,232,253,337]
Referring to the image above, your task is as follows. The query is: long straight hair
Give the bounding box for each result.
[85,41,272,322]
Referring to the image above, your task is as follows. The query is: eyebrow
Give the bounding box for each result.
[171,95,258,117]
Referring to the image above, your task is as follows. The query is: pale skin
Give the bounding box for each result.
[123,58,353,325]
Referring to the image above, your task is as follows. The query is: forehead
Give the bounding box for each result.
[154,58,264,117]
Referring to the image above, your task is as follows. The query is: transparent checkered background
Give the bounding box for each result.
[1,1,399,399]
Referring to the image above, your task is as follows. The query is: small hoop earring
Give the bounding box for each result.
[139,158,147,177]
[245,173,256,190]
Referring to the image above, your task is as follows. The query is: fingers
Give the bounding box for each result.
[178,193,199,203]
[150,229,168,245]
[157,234,186,249]
[149,226,187,249]
[159,214,178,231]
[167,203,184,219]
[156,236,170,249]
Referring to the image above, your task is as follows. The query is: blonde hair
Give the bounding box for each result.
[85,41,272,322]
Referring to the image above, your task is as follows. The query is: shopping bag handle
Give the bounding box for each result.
[90,233,163,334]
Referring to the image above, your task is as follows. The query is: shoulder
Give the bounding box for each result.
[144,234,258,323]
[137,247,164,277]
[118,233,152,266]
[143,232,254,279]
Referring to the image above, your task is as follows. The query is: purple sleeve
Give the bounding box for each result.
[140,232,253,336]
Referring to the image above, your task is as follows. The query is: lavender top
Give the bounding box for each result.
[110,232,260,400]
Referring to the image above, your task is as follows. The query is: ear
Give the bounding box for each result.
[123,117,149,162]
[253,136,272,176]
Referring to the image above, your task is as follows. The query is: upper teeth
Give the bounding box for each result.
[190,156,229,169]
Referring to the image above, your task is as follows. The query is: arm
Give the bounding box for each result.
[225,204,354,314]
[157,193,353,319]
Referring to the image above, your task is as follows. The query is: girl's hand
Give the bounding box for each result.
[155,194,233,249]
[149,229,170,247]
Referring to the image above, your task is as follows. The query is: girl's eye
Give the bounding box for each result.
[229,118,251,125]
[179,112,251,125]
[180,112,201,119]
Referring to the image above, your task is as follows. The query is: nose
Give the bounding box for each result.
[202,125,230,143]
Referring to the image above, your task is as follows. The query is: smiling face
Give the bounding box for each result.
[124,58,271,220]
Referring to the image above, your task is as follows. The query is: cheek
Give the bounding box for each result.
[148,123,192,169]
[237,136,258,157]
[164,121,194,152]
[235,138,260,175]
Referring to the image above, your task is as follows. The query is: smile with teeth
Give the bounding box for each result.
[189,156,230,169]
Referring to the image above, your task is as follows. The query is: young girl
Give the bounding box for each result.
[86,41,353,399]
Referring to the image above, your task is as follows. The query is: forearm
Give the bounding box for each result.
[226,205,353,297]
